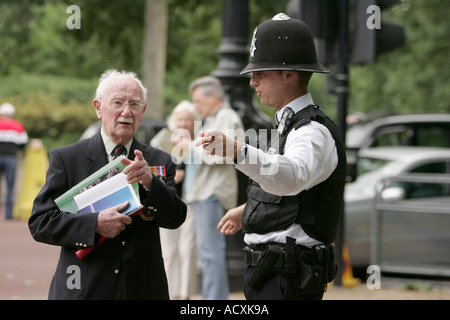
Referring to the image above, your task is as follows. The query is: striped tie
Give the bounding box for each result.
[113,145,126,159]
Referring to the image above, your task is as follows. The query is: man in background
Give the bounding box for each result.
[185,76,244,299]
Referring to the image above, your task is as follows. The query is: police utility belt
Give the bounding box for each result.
[242,237,337,293]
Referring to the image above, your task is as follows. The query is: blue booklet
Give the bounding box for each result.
[75,172,143,215]
[55,156,142,215]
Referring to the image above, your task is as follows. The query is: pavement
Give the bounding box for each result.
[1,217,449,300]
[0,218,59,299]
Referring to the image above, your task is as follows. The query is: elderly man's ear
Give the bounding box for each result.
[93,99,102,119]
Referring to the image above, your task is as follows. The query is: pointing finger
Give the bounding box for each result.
[134,149,144,161]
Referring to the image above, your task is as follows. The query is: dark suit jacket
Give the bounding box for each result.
[29,132,186,299]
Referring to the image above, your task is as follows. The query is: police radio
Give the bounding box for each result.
[278,107,295,136]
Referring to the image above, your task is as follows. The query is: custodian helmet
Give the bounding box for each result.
[240,13,329,74]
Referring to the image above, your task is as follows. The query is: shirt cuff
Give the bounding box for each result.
[233,144,247,165]
[235,144,262,178]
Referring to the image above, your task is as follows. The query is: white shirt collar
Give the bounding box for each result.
[275,93,314,124]
[100,128,133,161]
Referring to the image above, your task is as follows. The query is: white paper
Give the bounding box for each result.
[73,172,139,210]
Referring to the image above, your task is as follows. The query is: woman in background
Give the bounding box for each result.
[151,100,200,300]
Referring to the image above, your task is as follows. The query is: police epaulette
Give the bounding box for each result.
[294,118,312,130]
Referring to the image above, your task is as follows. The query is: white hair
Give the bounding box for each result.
[188,76,224,100]
[167,100,200,131]
[95,69,148,101]
[0,103,15,116]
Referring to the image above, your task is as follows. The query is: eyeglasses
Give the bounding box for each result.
[99,98,145,113]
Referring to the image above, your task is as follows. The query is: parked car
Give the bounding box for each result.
[345,146,450,269]
[80,119,166,143]
[345,114,450,181]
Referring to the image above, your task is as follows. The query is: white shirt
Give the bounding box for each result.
[184,104,244,210]
[101,128,133,162]
[236,93,338,247]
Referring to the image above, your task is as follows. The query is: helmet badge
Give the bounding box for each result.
[250,27,257,58]
[272,13,290,21]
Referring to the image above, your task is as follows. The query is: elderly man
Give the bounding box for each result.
[29,69,186,299]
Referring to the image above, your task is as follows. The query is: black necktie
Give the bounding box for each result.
[113,145,126,159]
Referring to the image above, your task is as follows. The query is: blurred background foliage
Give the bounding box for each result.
[0,0,448,150]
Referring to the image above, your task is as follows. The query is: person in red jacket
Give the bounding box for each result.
[0,103,28,220]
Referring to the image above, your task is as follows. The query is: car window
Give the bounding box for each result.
[370,124,450,148]
[410,161,448,174]
[416,126,450,148]
[347,157,402,196]
[371,125,419,147]
[372,129,413,147]
[357,157,391,176]
[403,161,450,198]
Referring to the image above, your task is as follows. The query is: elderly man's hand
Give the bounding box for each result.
[195,129,242,159]
[121,150,153,190]
[96,202,132,238]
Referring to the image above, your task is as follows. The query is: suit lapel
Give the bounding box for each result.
[86,132,108,175]
[84,135,149,174]
[130,138,145,162]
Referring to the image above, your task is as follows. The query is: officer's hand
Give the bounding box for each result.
[96,202,132,238]
[218,204,245,235]
[196,129,242,159]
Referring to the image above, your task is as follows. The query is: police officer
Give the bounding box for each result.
[197,13,346,300]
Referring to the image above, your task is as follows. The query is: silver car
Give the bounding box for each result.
[346,114,450,151]
[345,146,450,272]
[345,114,450,182]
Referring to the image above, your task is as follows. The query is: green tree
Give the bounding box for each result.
[1,0,448,147]
[349,0,450,115]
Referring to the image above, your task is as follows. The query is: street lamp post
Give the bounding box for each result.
[212,0,273,134]
[211,0,273,291]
